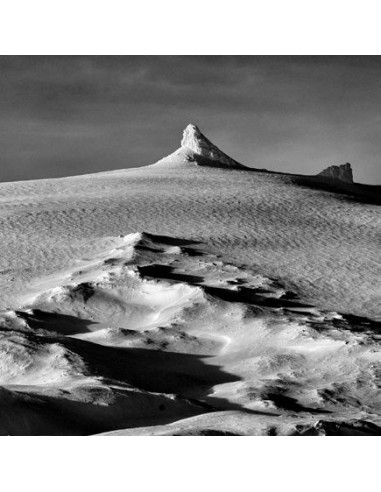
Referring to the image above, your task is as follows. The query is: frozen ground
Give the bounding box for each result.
[0,124,380,435]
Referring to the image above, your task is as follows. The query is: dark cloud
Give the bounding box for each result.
[0,56,380,183]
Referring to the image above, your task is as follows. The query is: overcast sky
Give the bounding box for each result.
[0,56,380,184]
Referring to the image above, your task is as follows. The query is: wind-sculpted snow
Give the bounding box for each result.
[0,233,379,435]
[0,164,379,319]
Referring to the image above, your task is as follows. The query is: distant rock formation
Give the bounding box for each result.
[318,163,353,183]
[180,124,246,169]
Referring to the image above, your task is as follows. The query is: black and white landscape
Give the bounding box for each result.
[0,57,380,436]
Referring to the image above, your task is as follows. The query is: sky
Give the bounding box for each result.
[0,56,380,184]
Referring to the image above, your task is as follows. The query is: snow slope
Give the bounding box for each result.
[0,124,380,435]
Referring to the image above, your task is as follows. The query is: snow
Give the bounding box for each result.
[0,125,380,435]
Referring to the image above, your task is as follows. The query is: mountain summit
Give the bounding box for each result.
[180,124,246,168]
[153,124,247,169]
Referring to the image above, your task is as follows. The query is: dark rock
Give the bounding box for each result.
[318,163,353,183]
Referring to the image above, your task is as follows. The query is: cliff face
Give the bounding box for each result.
[318,163,353,183]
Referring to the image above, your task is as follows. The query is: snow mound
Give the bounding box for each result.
[0,331,90,387]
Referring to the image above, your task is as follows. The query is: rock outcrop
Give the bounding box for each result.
[318,163,353,183]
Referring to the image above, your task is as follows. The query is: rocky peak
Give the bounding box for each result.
[180,124,245,169]
[181,124,206,153]
[318,163,353,183]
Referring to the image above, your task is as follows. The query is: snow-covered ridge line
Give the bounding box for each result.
[1,124,379,188]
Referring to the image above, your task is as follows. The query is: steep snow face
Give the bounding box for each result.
[179,124,245,169]
[318,163,354,183]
